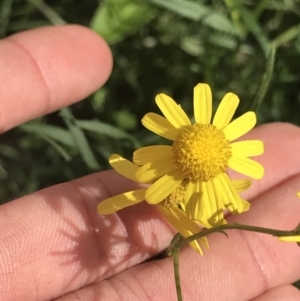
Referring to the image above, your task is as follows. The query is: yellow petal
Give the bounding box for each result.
[157,204,207,253]
[109,154,139,182]
[196,180,225,227]
[209,179,226,225]
[231,179,252,192]
[231,140,264,157]
[185,181,202,219]
[216,173,244,213]
[169,206,209,250]
[155,93,191,128]
[145,169,184,204]
[142,113,180,140]
[241,199,251,211]
[228,156,264,179]
[133,145,173,165]
[184,182,213,229]
[135,158,175,182]
[193,83,212,124]
[213,93,239,129]
[97,189,147,214]
[223,111,257,141]
[184,181,196,205]
[201,181,215,221]
[278,236,300,242]
[297,192,300,199]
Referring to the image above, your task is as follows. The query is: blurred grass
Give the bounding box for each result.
[0,0,300,203]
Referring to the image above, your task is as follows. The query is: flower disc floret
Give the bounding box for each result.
[172,123,231,182]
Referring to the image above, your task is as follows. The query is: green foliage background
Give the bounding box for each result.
[1,0,300,204]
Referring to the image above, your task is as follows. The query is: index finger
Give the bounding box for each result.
[0,25,112,132]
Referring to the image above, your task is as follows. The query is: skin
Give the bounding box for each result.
[0,25,300,301]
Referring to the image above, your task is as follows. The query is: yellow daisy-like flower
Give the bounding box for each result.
[132,83,264,226]
[98,83,263,254]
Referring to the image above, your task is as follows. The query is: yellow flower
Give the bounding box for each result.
[98,83,263,253]
[133,83,264,227]
[297,192,300,199]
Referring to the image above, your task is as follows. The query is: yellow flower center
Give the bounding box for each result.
[172,123,231,182]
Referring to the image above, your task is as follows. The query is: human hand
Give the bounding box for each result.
[1,25,300,301]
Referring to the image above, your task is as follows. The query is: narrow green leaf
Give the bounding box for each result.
[223,0,246,36]
[40,135,72,161]
[20,123,75,147]
[238,4,270,56]
[208,34,237,49]
[76,119,140,148]
[254,0,269,18]
[0,145,21,160]
[272,24,300,48]
[60,108,100,170]
[0,163,8,180]
[149,0,237,35]
[90,0,155,44]
[251,45,276,111]
[149,0,205,21]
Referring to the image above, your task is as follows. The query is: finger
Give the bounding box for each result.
[229,122,300,201]
[54,283,300,301]
[250,285,300,301]
[0,25,112,132]
[0,123,299,301]
[59,173,300,301]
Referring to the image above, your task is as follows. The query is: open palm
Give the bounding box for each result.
[1,25,300,301]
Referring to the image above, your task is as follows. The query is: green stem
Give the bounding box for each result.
[250,45,276,111]
[173,222,299,251]
[173,247,183,301]
[169,222,300,301]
